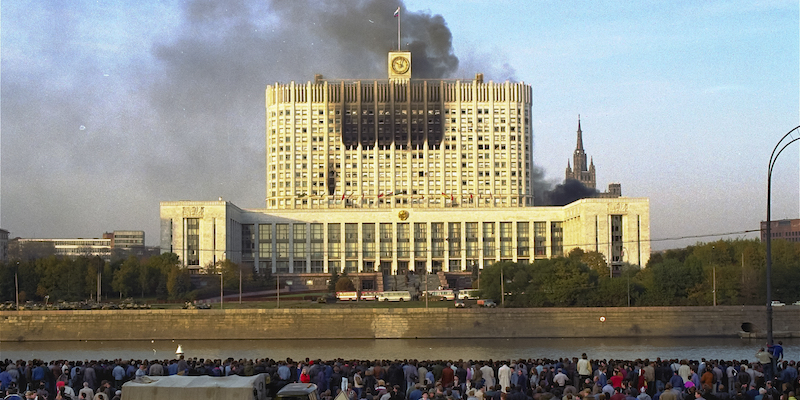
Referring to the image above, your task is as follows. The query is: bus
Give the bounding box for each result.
[375,291,412,302]
[335,291,359,301]
[426,290,455,301]
[360,291,379,301]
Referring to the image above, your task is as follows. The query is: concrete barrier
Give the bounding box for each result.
[1,306,798,342]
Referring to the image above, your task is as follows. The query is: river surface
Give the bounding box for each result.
[1,338,798,362]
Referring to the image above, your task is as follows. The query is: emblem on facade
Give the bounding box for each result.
[398,210,409,221]
[608,203,628,213]
[183,206,205,217]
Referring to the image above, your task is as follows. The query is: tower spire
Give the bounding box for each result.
[576,114,584,151]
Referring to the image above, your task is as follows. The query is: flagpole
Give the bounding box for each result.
[397,10,401,50]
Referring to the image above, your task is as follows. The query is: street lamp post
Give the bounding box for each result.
[766,125,800,380]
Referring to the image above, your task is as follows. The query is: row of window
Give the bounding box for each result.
[241,221,563,262]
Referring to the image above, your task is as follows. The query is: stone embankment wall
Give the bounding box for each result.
[2,306,798,342]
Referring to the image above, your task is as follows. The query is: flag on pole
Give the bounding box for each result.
[394,7,400,17]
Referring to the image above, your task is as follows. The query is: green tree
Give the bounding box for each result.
[112,255,140,298]
[167,265,192,299]
[335,275,356,292]
[84,256,107,300]
[770,239,800,304]
[327,267,340,293]
[208,259,240,290]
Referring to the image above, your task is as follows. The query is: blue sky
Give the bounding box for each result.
[1,0,798,250]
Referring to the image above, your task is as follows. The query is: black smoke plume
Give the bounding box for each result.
[536,178,599,206]
[1,0,465,240]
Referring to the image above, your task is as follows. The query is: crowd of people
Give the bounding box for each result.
[1,344,797,400]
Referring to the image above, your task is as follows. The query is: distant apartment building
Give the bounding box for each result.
[761,219,800,243]
[0,228,8,262]
[15,237,112,260]
[104,230,145,249]
[12,230,149,261]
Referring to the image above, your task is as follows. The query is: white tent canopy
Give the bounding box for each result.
[122,374,269,400]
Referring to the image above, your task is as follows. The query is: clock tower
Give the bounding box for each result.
[388,51,411,83]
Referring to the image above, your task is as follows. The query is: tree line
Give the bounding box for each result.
[0,252,274,303]
[477,238,800,307]
[1,238,798,306]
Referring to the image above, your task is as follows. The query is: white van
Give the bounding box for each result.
[457,289,480,300]
[375,290,412,302]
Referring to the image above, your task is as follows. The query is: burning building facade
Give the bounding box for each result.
[159,49,650,287]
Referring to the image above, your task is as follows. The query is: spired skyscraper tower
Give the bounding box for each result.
[564,116,622,198]
[161,47,648,286]
[565,116,596,190]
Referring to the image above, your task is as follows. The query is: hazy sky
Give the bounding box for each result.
[2,0,798,251]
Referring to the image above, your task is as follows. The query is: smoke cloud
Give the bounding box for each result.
[1,0,549,248]
[536,178,599,207]
[0,0,470,242]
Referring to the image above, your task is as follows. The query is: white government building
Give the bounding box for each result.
[160,49,650,289]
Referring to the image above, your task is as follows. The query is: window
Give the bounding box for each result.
[380,223,393,258]
[414,223,427,256]
[611,215,623,264]
[363,223,375,259]
[534,222,546,257]
[328,223,341,258]
[551,221,563,256]
[397,223,410,258]
[259,224,272,242]
[185,218,199,266]
[276,224,289,240]
[466,222,478,258]
[293,223,306,242]
[345,223,358,258]
[483,222,496,258]
[517,222,530,257]
[499,222,513,258]
[448,222,461,258]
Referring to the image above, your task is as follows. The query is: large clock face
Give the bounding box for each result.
[391,56,410,74]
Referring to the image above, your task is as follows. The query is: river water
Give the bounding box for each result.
[1,338,798,362]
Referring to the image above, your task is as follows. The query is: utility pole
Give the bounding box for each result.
[97,269,102,301]
[15,271,19,311]
[425,272,429,309]
[713,264,717,307]
[501,265,505,307]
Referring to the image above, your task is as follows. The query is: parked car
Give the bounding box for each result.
[791,300,800,306]
[771,301,786,307]
[454,299,466,308]
[477,299,497,308]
